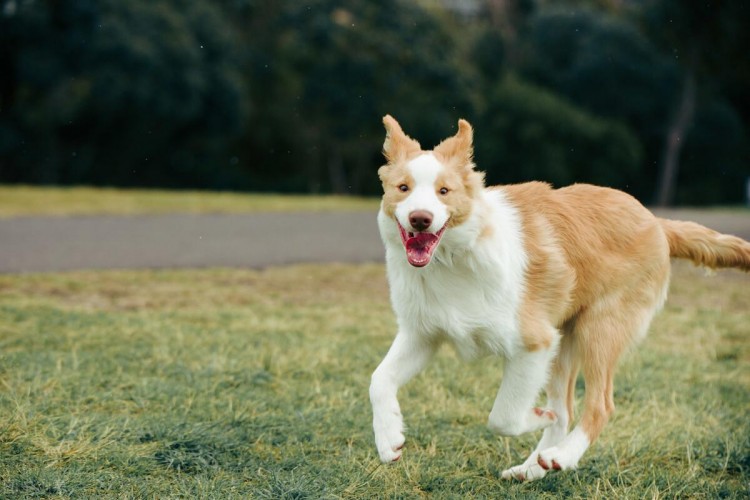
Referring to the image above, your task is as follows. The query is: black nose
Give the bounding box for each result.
[409,210,433,232]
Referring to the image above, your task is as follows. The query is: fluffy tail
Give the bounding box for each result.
[659,218,750,271]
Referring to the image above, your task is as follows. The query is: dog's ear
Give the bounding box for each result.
[433,119,474,169]
[382,115,421,164]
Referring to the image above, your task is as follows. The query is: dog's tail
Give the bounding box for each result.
[659,218,750,271]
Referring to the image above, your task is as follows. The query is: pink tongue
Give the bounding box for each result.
[406,233,439,267]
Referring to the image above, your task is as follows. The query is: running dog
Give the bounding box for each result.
[369,115,750,481]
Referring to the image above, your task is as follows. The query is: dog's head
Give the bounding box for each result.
[377,115,485,267]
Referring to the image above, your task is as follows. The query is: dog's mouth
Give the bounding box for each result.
[398,224,446,267]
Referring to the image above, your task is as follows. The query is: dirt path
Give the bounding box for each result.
[0,210,747,273]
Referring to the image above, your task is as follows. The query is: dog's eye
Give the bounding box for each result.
[439,187,449,195]
[398,184,409,192]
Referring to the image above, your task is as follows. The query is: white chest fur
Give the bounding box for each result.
[380,189,527,360]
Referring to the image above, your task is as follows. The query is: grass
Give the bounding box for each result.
[1,185,746,219]
[0,185,379,217]
[0,261,748,498]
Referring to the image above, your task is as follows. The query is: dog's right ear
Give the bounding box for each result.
[382,115,421,164]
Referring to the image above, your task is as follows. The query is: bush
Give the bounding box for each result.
[476,76,642,191]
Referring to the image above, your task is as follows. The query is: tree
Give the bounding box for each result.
[233,0,474,194]
[643,0,750,206]
[520,7,679,201]
[674,98,746,205]
[0,0,746,204]
[0,0,247,189]
[476,75,642,189]
[519,5,747,205]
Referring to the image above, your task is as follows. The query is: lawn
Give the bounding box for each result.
[0,185,379,217]
[0,261,748,498]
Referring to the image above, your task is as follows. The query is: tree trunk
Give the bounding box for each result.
[654,71,696,207]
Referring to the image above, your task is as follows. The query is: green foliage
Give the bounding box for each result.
[676,98,747,205]
[520,7,678,199]
[0,0,247,189]
[520,5,748,203]
[0,0,747,203]
[640,0,750,205]
[477,76,642,189]
[524,8,678,128]
[236,0,473,193]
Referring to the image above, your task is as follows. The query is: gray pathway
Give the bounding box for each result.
[0,210,747,273]
[0,212,384,273]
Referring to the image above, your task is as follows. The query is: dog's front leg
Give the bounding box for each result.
[487,336,560,437]
[369,330,436,463]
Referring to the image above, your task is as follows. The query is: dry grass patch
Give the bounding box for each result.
[0,261,747,498]
[0,185,379,217]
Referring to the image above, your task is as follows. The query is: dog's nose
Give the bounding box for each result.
[409,210,433,232]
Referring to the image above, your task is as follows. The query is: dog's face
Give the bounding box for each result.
[378,115,485,267]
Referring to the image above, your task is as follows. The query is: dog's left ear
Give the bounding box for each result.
[433,119,474,168]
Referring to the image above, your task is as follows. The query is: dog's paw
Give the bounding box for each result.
[537,446,578,472]
[373,414,405,463]
[375,429,405,463]
[501,460,548,482]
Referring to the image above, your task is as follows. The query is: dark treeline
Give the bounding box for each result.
[1,0,748,205]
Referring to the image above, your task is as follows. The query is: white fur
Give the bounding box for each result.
[378,188,527,360]
[501,372,571,481]
[537,426,590,471]
[394,153,450,232]
[371,167,562,464]
[487,339,560,436]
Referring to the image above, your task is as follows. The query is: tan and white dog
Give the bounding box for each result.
[369,115,750,481]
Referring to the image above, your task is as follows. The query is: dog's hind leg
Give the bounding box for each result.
[501,334,579,481]
[535,298,659,474]
[487,326,560,438]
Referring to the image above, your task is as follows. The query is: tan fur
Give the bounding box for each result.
[433,119,474,170]
[435,168,481,228]
[659,218,750,271]
[382,115,421,164]
[379,163,415,219]
[379,116,424,219]
[504,182,675,443]
[547,333,579,431]
[500,183,575,351]
[433,119,486,221]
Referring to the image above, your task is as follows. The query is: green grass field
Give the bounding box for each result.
[0,261,748,498]
[0,185,379,217]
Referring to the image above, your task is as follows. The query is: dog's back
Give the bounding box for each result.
[503,182,671,326]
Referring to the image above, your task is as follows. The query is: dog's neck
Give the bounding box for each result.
[422,194,497,269]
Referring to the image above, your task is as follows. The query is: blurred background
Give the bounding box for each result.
[0,0,748,206]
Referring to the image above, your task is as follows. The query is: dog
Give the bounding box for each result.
[369,115,750,481]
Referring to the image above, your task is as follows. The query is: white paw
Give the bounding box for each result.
[501,458,548,482]
[537,446,579,472]
[373,413,405,463]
